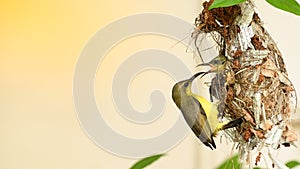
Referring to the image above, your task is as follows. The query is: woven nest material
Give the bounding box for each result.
[194,0,298,168]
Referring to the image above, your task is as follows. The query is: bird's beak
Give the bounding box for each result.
[189,72,205,82]
[196,63,210,67]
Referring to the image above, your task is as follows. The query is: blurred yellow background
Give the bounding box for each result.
[1,0,300,169]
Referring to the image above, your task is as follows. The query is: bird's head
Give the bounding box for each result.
[196,55,227,68]
[172,72,205,106]
[211,55,226,66]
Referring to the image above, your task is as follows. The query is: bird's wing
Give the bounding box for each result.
[192,94,219,132]
[191,97,216,149]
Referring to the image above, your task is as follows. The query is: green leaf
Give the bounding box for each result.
[266,0,300,15]
[209,0,246,10]
[286,160,300,168]
[130,154,165,169]
[215,154,242,169]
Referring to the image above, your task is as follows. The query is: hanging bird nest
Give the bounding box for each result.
[193,0,298,168]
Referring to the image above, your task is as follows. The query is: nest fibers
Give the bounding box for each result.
[193,0,298,168]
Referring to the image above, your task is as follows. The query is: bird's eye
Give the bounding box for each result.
[183,82,189,87]
[213,59,221,65]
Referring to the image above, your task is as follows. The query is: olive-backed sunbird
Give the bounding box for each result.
[172,72,243,150]
[196,54,227,102]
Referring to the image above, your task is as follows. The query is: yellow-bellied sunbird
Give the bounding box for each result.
[196,54,227,102]
[172,72,243,149]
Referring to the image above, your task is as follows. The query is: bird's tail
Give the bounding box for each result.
[221,117,243,130]
[213,117,244,136]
